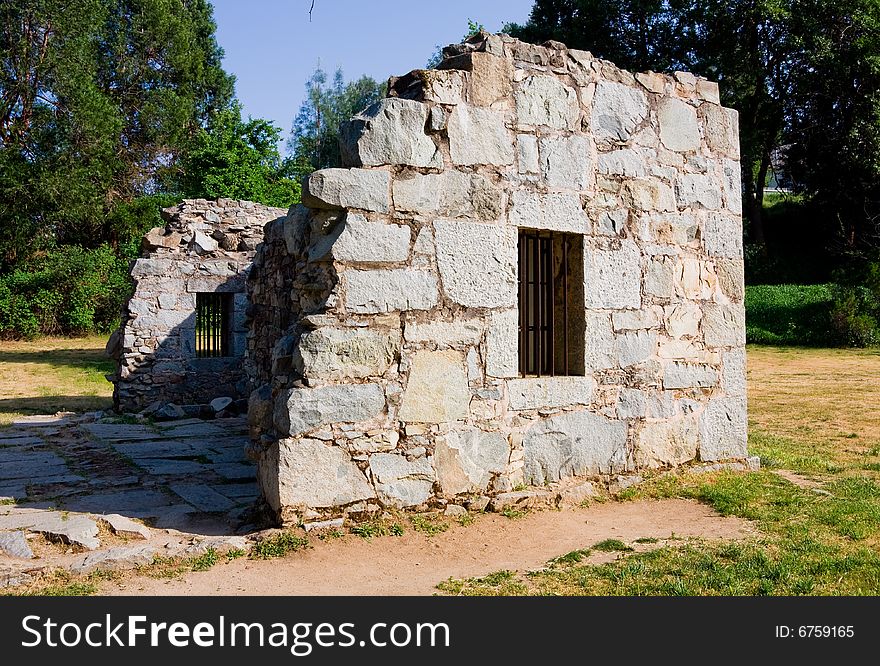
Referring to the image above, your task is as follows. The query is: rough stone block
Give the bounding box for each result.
[273,438,376,509]
[612,308,660,331]
[339,98,441,168]
[509,190,590,233]
[722,159,743,213]
[302,168,390,213]
[715,258,745,302]
[392,171,502,220]
[417,68,468,104]
[448,105,514,166]
[704,212,742,258]
[523,411,628,484]
[592,81,649,142]
[665,303,702,338]
[617,388,647,418]
[702,104,740,158]
[274,383,386,436]
[721,348,747,397]
[645,256,677,298]
[517,134,539,173]
[295,328,401,380]
[703,303,746,347]
[635,417,700,468]
[486,309,519,378]
[617,331,656,367]
[663,362,718,389]
[506,376,596,410]
[597,209,628,236]
[623,179,676,212]
[515,75,580,129]
[330,213,411,263]
[676,257,717,300]
[658,97,702,152]
[344,269,438,313]
[434,428,509,495]
[699,396,748,461]
[435,220,517,308]
[597,148,647,177]
[539,135,593,189]
[584,312,616,370]
[675,173,722,210]
[399,350,470,423]
[466,52,514,106]
[584,240,642,309]
[369,453,434,507]
[403,320,484,346]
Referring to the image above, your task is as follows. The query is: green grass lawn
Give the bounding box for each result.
[439,346,880,596]
[0,335,114,426]
[745,284,834,346]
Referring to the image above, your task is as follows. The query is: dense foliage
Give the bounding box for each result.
[0,0,234,266]
[0,244,130,338]
[174,105,300,207]
[0,0,302,337]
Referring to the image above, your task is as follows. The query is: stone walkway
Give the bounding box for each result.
[0,413,258,587]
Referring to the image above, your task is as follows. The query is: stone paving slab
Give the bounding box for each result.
[21,475,85,487]
[0,457,70,481]
[213,462,256,481]
[213,482,259,499]
[11,415,71,426]
[0,414,260,581]
[0,436,44,447]
[169,483,236,513]
[111,439,205,459]
[0,531,34,559]
[202,446,250,463]
[57,488,177,515]
[157,420,247,440]
[0,511,99,550]
[81,423,166,441]
[70,544,157,573]
[0,484,28,501]
[135,459,211,476]
[98,514,151,540]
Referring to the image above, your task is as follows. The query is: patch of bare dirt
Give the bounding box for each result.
[102,498,754,596]
[773,469,823,489]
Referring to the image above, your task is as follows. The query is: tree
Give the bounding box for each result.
[784,0,880,253]
[175,104,300,208]
[0,0,234,266]
[287,67,383,178]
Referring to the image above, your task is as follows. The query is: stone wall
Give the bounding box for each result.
[247,32,747,524]
[111,199,287,412]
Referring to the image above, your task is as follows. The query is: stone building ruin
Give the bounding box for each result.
[111,199,286,413]
[115,32,748,524]
[246,32,747,523]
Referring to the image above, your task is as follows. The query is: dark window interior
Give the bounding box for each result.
[195,292,232,358]
[518,229,585,377]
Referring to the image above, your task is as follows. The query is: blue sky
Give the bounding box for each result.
[211,0,535,146]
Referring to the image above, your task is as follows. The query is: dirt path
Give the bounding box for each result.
[103,499,754,596]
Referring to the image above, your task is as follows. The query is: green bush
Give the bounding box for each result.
[826,260,880,347]
[745,284,835,346]
[0,244,131,338]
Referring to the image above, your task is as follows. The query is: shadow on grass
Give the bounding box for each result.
[0,347,114,374]
[0,395,112,418]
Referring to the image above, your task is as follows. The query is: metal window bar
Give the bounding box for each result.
[518,230,573,377]
[195,293,230,358]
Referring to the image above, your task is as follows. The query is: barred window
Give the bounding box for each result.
[195,293,232,358]
[518,230,585,377]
